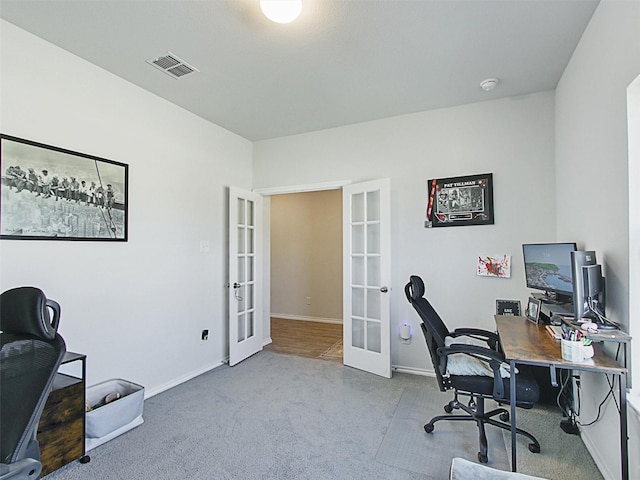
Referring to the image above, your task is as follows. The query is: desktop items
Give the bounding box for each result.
[522,244,613,328]
[559,325,594,362]
[525,297,541,324]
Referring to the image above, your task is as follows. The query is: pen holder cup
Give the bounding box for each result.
[561,339,593,362]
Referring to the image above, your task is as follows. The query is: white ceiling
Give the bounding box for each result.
[0,0,599,141]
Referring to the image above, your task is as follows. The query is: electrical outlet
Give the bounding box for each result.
[306,296,311,305]
[201,329,209,341]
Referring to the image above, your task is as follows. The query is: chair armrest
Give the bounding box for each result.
[437,343,506,399]
[450,328,501,352]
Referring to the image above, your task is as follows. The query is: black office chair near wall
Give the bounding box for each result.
[1,287,66,480]
[404,275,540,464]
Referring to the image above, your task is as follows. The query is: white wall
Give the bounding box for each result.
[0,20,253,396]
[254,91,557,372]
[555,1,640,479]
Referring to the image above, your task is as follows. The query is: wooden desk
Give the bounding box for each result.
[494,316,628,479]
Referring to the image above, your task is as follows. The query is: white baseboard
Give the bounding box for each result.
[392,365,434,377]
[581,428,616,480]
[271,313,342,325]
[144,362,225,399]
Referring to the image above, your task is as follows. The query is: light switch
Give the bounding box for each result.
[200,240,210,252]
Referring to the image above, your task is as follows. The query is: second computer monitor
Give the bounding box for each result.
[570,250,597,321]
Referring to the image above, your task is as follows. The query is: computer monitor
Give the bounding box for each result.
[570,250,597,321]
[570,251,612,328]
[522,242,577,302]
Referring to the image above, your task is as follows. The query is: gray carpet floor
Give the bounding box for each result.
[43,350,603,480]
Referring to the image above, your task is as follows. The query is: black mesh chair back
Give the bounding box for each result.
[1,287,66,479]
[404,276,450,391]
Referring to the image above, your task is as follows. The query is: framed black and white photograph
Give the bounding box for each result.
[1,134,128,241]
[496,299,521,316]
[526,297,541,324]
[425,173,494,228]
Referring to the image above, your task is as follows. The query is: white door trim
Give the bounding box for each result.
[254,180,351,196]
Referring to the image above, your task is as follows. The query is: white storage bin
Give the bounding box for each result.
[85,378,144,451]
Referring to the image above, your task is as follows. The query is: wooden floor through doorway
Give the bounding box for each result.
[266,317,343,363]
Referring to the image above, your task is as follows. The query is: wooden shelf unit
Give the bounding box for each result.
[37,352,87,476]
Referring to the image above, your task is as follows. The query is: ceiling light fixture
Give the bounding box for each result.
[260,0,302,24]
[480,78,499,92]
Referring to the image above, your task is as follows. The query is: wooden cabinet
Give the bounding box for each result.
[37,352,88,476]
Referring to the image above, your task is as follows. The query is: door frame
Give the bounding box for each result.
[256,178,392,377]
[254,181,351,348]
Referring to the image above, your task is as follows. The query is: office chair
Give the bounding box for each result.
[1,287,66,480]
[405,275,540,463]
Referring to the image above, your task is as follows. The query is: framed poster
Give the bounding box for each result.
[425,173,494,227]
[496,299,521,316]
[1,134,128,241]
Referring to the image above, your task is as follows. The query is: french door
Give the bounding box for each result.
[228,186,263,366]
[342,179,391,378]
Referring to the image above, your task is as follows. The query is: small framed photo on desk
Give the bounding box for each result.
[526,297,541,324]
[496,299,521,316]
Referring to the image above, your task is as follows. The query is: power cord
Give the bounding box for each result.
[587,299,620,329]
[577,374,618,427]
[555,369,573,417]
[569,343,622,428]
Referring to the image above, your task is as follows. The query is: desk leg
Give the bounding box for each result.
[510,360,517,472]
[620,373,628,480]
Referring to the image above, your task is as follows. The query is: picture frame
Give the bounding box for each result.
[526,297,541,324]
[478,255,511,278]
[496,299,521,316]
[1,134,128,241]
[425,172,494,228]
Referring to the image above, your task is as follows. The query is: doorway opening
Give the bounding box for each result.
[266,189,343,362]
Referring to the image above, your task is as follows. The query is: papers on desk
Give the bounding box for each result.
[545,325,563,340]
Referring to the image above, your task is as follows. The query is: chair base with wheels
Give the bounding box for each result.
[426,390,540,463]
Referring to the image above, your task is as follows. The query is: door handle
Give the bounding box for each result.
[380,286,389,293]
[233,282,243,301]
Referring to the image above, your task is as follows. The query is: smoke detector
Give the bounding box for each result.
[480,78,499,91]
[146,52,199,79]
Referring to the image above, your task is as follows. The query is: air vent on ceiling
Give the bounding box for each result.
[146,52,199,79]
